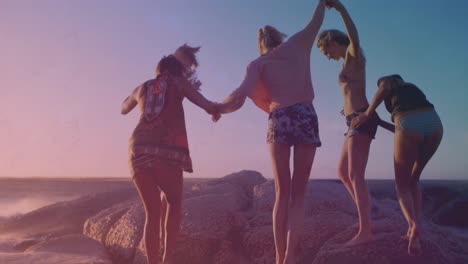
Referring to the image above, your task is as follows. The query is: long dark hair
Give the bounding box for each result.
[155,55,185,78]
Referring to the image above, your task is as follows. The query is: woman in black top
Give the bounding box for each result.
[351,74,443,256]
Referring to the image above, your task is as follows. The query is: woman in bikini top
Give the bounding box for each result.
[315,0,381,247]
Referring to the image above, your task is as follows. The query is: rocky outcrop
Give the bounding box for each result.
[1,173,467,264]
[84,174,468,264]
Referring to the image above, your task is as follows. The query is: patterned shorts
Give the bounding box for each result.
[267,103,321,147]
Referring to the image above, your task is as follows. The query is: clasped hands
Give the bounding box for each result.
[206,102,222,123]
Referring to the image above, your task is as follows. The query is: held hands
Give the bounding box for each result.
[212,112,221,122]
[206,102,221,122]
[350,112,369,128]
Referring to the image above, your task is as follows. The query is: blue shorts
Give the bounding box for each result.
[396,109,443,137]
[345,109,379,139]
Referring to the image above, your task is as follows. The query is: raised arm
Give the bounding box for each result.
[329,0,360,56]
[121,85,141,115]
[290,0,326,49]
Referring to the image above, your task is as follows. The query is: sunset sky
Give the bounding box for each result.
[1,0,467,179]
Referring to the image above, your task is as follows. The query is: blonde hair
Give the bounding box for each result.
[316,29,349,49]
[258,25,287,50]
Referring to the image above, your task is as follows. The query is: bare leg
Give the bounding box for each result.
[337,137,356,204]
[345,134,373,246]
[408,129,443,255]
[156,161,183,264]
[393,130,421,255]
[133,171,162,264]
[160,192,167,250]
[269,143,291,264]
[283,144,316,264]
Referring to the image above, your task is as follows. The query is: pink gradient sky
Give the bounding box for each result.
[1,0,466,179]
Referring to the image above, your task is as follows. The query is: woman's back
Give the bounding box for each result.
[131,77,188,148]
[385,82,434,121]
[255,32,315,111]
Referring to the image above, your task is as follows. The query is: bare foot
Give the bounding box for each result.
[344,232,374,247]
[408,234,422,256]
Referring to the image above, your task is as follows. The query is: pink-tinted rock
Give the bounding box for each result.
[55,175,468,264]
[104,202,145,264]
[84,199,135,243]
[311,223,452,264]
[252,180,275,213]
[242,225,275,264]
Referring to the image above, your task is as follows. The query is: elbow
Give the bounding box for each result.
[233,98,246,111]
[121,106,129,115]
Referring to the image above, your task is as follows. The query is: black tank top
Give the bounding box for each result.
[384,82,434,121]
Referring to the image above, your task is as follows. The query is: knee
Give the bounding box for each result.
[348,170,365,185]
[275,177,290,193]
[337,166,348,182]
[395,179,411,195]
[275,187,290,202]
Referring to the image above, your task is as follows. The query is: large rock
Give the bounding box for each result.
[105,202,145,264]
[252,180,275,213]
[84,199,136,243]
[311,221,456,264]
[305,180,356,216]
[431,196,468,228]
[210,170,267,195]
[242,225,275,264]
[9,173,465,264]
[82,171,266,264]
